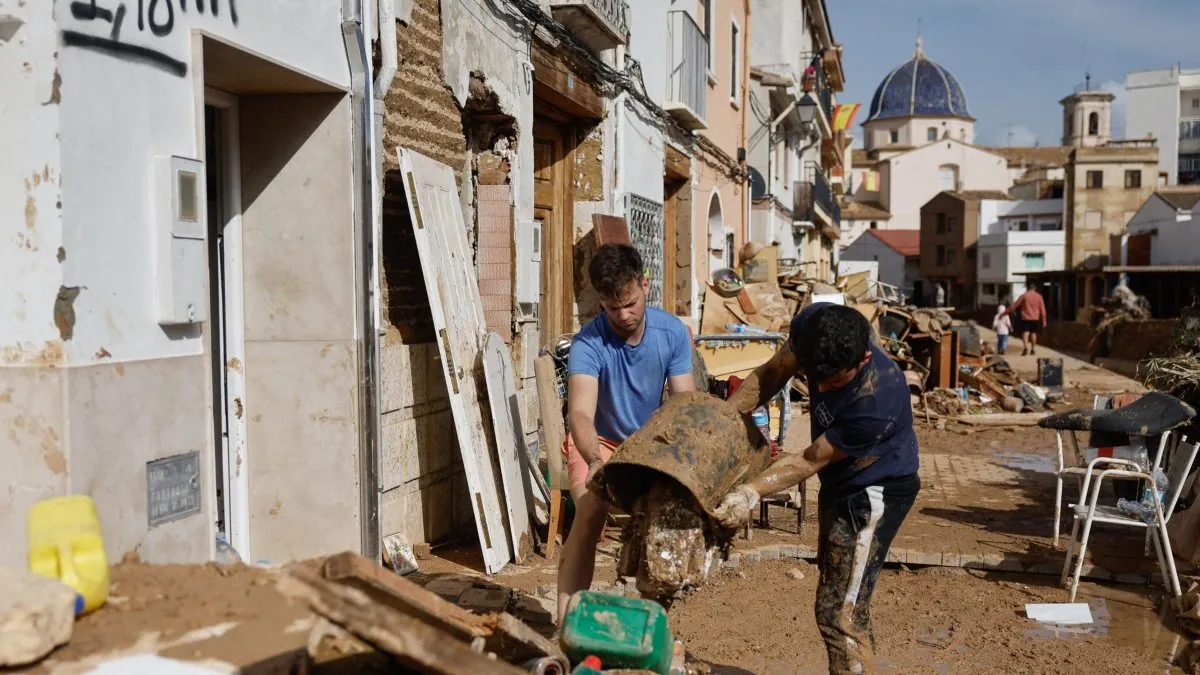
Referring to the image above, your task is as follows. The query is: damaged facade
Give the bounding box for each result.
[4,0,809,568]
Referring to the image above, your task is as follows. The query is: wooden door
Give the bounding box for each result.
[533,118,574,345]
[664,179,685,316]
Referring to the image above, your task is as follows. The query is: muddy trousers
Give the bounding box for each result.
[815,475,920,674]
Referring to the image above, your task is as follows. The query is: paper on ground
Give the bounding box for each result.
[85,654,234,674]
[1025,603,1093,625]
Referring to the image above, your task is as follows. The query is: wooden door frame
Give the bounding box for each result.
[664,179,687,316]
[533,115,576,345]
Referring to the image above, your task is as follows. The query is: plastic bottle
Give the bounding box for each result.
[724,323,768,335]
[572,656,603,675]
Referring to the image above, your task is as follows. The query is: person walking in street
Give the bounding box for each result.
[721,303,920,674]
[934,282,946,308]
[1003,284,1048,355]
[556,244,695,623]
[993,297,1012,354]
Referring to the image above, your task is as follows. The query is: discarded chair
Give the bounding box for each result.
[1038,391,1196,548]
[1058,435,1198,602]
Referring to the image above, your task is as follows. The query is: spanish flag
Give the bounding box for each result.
[864,171,879,192]
[832,103,862,133]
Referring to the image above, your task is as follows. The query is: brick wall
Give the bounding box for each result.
[1038,318,1177,361]
[477,183,514,341]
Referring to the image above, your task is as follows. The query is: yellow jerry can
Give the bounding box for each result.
[27,495,109,615]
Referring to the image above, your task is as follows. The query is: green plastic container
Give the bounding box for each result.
[560,591,674,674]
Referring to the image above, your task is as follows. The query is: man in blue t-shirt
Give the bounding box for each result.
[721,302,920,674]
[557,244,695,623]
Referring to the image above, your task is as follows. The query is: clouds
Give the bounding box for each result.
[1099,80,1127,139]
[994,124,1040,147]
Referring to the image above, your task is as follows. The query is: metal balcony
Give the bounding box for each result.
[664,10,708,130]
[793,162,840,233]
[549,0,630,52]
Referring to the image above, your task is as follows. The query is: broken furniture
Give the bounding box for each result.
[280,552,566,674]
[1059,436,1199,602]
[534,352,570,559]
[693,332,803,537]
[1038,391,1196,548]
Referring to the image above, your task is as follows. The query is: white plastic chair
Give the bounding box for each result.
[1050,397,1171,548]
[1060,435,1199,602]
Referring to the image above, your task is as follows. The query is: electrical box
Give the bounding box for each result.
[153,155,208,326]
[515,219,542,306]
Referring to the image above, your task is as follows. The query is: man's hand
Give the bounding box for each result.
[713,484,761,528]
[584,457,605,488]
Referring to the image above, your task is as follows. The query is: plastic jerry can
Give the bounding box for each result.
[27,495,110,615]
[560,591,674,674]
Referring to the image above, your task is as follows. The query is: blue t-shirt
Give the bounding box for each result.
[567,307,694,442]
[790,304,920,497]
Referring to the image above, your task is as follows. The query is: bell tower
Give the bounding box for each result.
[1061,77,1114,148]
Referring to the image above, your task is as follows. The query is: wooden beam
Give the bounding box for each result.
[279,568,530,675]
[664,144,691,182]
[532,42,604,120]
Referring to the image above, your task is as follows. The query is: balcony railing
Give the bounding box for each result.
[801,54,834,131]
[794,162,840,228]
[549,0,630,51]
[664,10,708,130]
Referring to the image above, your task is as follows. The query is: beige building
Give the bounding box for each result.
[1061,90,1160,269]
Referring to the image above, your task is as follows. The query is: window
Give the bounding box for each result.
[889,129,899,144]
[1065,112,1073,138]
[998,283,1010,300]
[936,245,946,266]
[1086,170,1103,189]
[1125,170,1142,188]
[729,20,740,101]
[982,283,996,295]
[1088,111,1099,136]
[939,164,959,191]
[947,215,958,233]
[1023,252,1046,270]
[869,221,878,230]
[701,0,713,69]
[1084,210,1102,229]
[982,252,992,269]
[936,213,947,234]
[724,232,735,269]
[1193,98,1199,109]
[927,127,938,142]
[947,249,958,265]
[1016,220,1029,231]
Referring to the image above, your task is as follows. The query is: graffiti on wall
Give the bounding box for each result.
[61,0,239,77]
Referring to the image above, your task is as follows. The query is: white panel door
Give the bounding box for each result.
[398,148,512,573]
[482,331,536,558]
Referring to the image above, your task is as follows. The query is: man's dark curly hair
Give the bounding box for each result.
[588,244,644,299]
[794,304,871,383]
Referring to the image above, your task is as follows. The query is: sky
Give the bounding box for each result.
[826,0,1200,149]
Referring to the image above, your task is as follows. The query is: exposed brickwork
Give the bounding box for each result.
[574,122,604,201]
[674,183,693,316]
[380,0,467,344]
[477,183,514,341]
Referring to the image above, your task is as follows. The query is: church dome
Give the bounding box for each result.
[867,40,971,122]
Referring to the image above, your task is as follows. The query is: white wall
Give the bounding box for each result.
[979,198,1063,235]
[1126,67,1199,184]
[864,117,974,151]
[841,232,910,294]
[977,231,1064,301]
[1128,197,1200,265]
[881,140,1012,230]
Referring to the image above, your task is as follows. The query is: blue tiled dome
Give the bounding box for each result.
[867,42,971,121]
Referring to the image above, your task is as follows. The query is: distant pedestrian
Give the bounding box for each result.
[934,283,946,308]
[1004,285,1048,356]
[992,298,1012,354]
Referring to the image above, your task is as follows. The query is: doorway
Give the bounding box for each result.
[204,90,249,559]
[533,117,574,345]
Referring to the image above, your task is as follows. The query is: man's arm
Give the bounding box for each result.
[667,373,696,395]
[1002,294,1024,317]
[726,341,802,414]
[566,374,603,465]
[713,433,844,527]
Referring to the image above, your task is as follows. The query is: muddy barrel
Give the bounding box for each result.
[590,392,772,519]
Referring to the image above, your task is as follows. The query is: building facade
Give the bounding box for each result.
[976,198,1065,306]
[1121,190,1200,266]
[1125,66,1200,186]
[745,0,846,281]
[839,229,919,298]
[918,191,1008,308]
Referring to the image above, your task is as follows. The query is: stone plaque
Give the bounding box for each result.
[146,452,202,528]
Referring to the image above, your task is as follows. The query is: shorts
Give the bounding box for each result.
[563,434,621,492]
[1020,319,1042,335]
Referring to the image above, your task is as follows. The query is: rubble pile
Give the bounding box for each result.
[1090,282,1153,361]
[1143,299,1200,403]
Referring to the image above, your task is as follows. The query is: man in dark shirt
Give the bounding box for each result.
[722,303,921,674]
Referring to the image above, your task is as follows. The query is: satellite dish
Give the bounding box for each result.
[748,167,767,201]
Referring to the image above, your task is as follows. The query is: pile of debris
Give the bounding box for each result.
[1142,299,1200,406]
[1090,281,1153,362]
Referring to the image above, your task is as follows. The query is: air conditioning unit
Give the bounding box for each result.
[516,219,542,306]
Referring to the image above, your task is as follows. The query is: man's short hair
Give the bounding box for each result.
[589,244,643,299]
[794,304,871,382]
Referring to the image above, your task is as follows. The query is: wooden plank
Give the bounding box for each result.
[481,332,534,563]
[399,148,511,574]
[321,553,565,664]
[664,144,691,181]
[280,568,529,675]
[532,42,604,120]
[534,355,567,491]
[955,413,1049,427]
[663,181,681,315]
[592,213,631,246]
